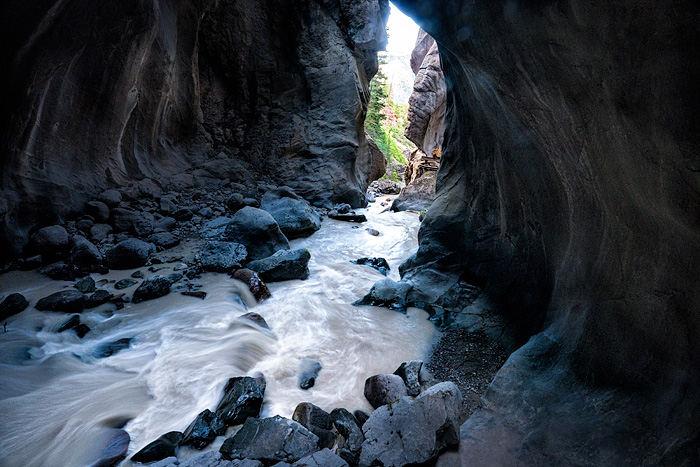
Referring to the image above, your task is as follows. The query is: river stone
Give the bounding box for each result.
[115,278,138,290]
[261,187,321,239]
[75,323,90,338]
[0,293,29,320]
[131,431,182,464]
[247,249,310,282]
[223,207,290,261]
[353,278,412,313]
[36,289,86,313]
[351,257,390,276]
[226,193,245,212]
[292,449,348,467]
[231,268,271,302]
[394,360,423,397]
[95,338,132,358]
[147,232,179,249]
[110,208,138,232]
[74,276,96,294]
[104,239,156,269]
[86,200,110,222]
[353,410,369,428]
[219,416,319,464]
[57,314,80,332]
[240,312,270,330]
[85,290,113,308]
[327,212,367,223]
[91,429,130,467]
[154,217,177,233]
[133,211,155,237]
[132,275,171,303]
[98,190,122,208]
[159,197,176,215]
[173,208,194,221]
[90,224,113,242]
[215,376,266,426]
[329,409,363,466]
[68,235,103,268]
[298,359,322,390]
[359,382,465,467]
[199,241,247,272]
[30,225,69,256]
[181,409,227,449]
[364,374,407,409]
[292,403,334,450]
[40,263,86,281]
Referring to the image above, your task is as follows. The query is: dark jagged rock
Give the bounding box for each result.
[68,235,103,268]
[359,382,464,466]
[181,291,207,300]
[352,410,369,428]
[199,241,247,272]
[231,269,271,302]
[166,273,183,285]
[0,293,28,321]
[292,403,335,450]
[394,360,423,397]
[131,431,182,464]
[353,278,412,313]
[219,416,318,464]
[298,359,322,390]
[85,290,113,308]
[57,315,80,333]
[132,275,171,303]
[363,374,407,409]
[29,225,69,257]
[74,276,96,294]
[181,409,227,449]
[240,312,269,330]
[215,376,266,426]
[329,409,363,466]
[36,289,86,313]
[261,187,321,239]
[224,207,290,261]
[350,257,389,276]
[95,338,132,358]
[247,249,310,283]
[327,212,367,223]
[74,323,90,338]
[91,429,130,467]
[104,239,156,270]
[115,278,138,290]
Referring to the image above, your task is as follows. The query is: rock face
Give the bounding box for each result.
[393,0,700,464]
[0,0,389,260]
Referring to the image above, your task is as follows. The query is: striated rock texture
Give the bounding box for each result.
[0,0,389,260]
[394,0,700,464]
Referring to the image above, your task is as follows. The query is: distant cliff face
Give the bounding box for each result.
[0,0,389,259]
[395,0,700,464]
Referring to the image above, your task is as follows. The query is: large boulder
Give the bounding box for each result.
[130,431,182,464]
[224,207,290,261]
[0,293,29,321]
[363,374,407,409]
[215,376,266,426]
[231,269,271,302]
[353,278,412,313]
[29,225,69,256]
[219,416,318,464]
[104,239,156,269]
[292,403,335,450]
[68,235,103,267]
[329,409,364,466]
[359,382,464,466]
[260,187,321,239]
[394,360,423,397]
[91,429,130,467]
[247,249,311,282]
[180,409,227,449]
[198,241,247,272]
[35,289,86,313]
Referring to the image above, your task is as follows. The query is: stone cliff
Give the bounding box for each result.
[393,0,700,464]
[0,0,389,260]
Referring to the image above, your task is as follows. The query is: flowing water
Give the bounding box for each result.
[0,200,438,466]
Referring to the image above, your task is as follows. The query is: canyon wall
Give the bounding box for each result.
[0,0,389,260]
[394,0,700,464]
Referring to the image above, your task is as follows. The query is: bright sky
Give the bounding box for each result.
[385,2,420,56]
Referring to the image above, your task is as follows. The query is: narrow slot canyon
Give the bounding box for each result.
[0,1,699,466]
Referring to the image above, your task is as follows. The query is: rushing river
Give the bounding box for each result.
[0,200,438,467]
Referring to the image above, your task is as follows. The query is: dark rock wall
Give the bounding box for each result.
[0,0,389,259]
[394,0,700,463]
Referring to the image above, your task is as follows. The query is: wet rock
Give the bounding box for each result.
[219,416,319,464]
[74,276,96,294]
[333,203,352,214]
[292,403,335,450]
[359,382,464,466]
[104,239,156,269]
[90,224,113,242]
[366,228,379,236]
[115,278,138,290]
[353,410,369,428]
[353,278,412,313]
[69,235,103,267]
[181,409,227,449]
[36,289,86,313]
[75,323,90,338]
[110,208,138,232]
[215,376,266,426]
[240,312,269,330]
[181,291,207,300]
[95,338,132,358]
[226,193,245,213]
[0,293,29,320]
[199,241,247,272]
[298,359,322,390]
[132,275,171,303]
[394,360,423,397]
[86,201,110,222]
[231,269,271,302]
[30,225,69,256]
[293,449,348,467]
[327,212,367,223]
[40,263,86,281]
[351,257,389,276]
[223,207,290,261]
[85,290,113,308]
[363,374,407,409]
[58,315,80,332]
[261,187,321,239]
[199,207,213,218]
[91,429,129,467]
[247,249,310,282]
[98,190,122,208]
[152,451,247,467]
[173,208,194,221]
[329,409,364,466]
[131,431,182,464]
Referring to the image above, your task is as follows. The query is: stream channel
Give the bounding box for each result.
[0,198,439,467]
